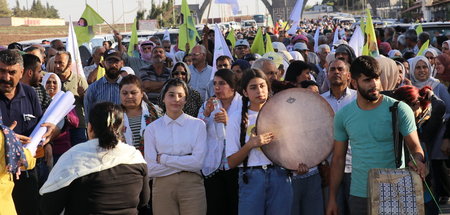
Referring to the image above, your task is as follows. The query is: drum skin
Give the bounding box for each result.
[256,88,334,170]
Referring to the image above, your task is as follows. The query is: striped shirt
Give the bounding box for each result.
[128,115,142,148]
[84,76,122,122]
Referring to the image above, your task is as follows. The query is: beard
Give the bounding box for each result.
[357,84,379,101]
[151,56,164,64]
[105,67,120,80]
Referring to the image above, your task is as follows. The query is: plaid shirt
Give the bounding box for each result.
[32,85,51,111]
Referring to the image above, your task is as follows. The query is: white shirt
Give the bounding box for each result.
[321,87,356,173]
[226,109,272,167]
[144,113,207,178]
[198,93,243,176]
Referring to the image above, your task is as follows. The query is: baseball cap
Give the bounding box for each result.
[332,39,348,48]
[293,42,309,51]
[262,52,283,68]
[103,49,122,61]
[235,39,250,48]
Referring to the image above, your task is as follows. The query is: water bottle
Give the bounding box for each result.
[212,98,226,139]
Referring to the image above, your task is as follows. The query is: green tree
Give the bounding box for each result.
[0,0,12,17]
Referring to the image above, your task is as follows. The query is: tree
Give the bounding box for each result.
[0,0,12,17]
[11,0,59,18]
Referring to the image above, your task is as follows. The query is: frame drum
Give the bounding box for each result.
[256,88,334,170]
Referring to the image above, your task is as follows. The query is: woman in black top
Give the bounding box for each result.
[40,102,149,215]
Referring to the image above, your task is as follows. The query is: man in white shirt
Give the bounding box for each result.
[321,59,356,215]
[83,46,106,84]
[189,45,213,101]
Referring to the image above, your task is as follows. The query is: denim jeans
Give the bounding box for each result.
[238,166,293,215]
[291,171,324,215]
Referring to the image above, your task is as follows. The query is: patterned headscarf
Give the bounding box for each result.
[2,115,28,174]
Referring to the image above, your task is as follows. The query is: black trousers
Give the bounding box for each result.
[204,168,239,215]
[13,167,39,215]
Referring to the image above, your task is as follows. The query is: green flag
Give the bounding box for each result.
[416,24,423,35]
[177,0,199,52]
[265,33,274,53]
[74,4,105,44]
[251,28,265,55]
[417,40,429,56]
[128,18,138,56]
[226,28,236,48]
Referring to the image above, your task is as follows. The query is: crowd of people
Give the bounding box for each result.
[0,17,450,215]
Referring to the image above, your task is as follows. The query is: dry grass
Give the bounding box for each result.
[0,23,132,46]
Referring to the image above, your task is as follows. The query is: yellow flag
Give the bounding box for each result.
[74,4,105,44]
[226,28,236,48]
[128,18,138,56]
[177,0,200,52]
[251,28,265,55]
[265,33,274,53]
[416,24,423,35]
[97,56,105,80]
[417,40,429,56]
[362,9,379,57]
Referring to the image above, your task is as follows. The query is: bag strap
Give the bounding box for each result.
[389,101,402,168]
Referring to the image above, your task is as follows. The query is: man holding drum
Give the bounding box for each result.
[326,56,426,215]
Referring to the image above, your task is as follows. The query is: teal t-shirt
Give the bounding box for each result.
[334,95,416,198]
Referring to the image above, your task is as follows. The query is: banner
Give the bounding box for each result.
[128,18,138,56]
[177,0,200,52]
[67,20,85,79]
[251,28,265,55]
[211,24,233,79]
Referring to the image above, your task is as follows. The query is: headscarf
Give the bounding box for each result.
[376,56,399,91]
[435,54,450,82]
[174,51,186,62]
[171,61,191,83]
[41,72,62,98]
[231,59,251,71]
[443,40,450,52]
[423,48,439,58]
[379,42,392,56]
[139,40,156,62]
[388,50,402,58]
[289,51,305,61]
[408,56,440,89]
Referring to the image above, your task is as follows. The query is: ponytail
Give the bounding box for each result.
[89,102,124,149]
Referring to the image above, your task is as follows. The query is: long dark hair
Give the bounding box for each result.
[89,102,124,149]
[214,69,237,90]
[159,78,189,112]
[239,68,270,183]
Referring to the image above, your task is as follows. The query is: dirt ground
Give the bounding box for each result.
[0,24,132,46]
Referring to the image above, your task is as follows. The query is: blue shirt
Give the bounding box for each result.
[334,95,416,197]
[0,83,42,136]
[189,64,213,102]
[84,76,122,122]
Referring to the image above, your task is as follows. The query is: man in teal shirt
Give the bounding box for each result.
[326,56,426,215]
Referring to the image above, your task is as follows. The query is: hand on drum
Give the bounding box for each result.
[248,132,274,148]
[296,163,309,175]
[408,157,427,179]
[213,108,228,125]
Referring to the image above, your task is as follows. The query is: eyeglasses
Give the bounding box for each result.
[191,53,203,57]
[173,71,187,76]
[164,46,171,49]
[142,47,152,51]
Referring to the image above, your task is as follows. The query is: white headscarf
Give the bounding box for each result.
[388,50,402,58]
[408,56,440,89]
[289,51,304,61]
[41,72,61,98]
